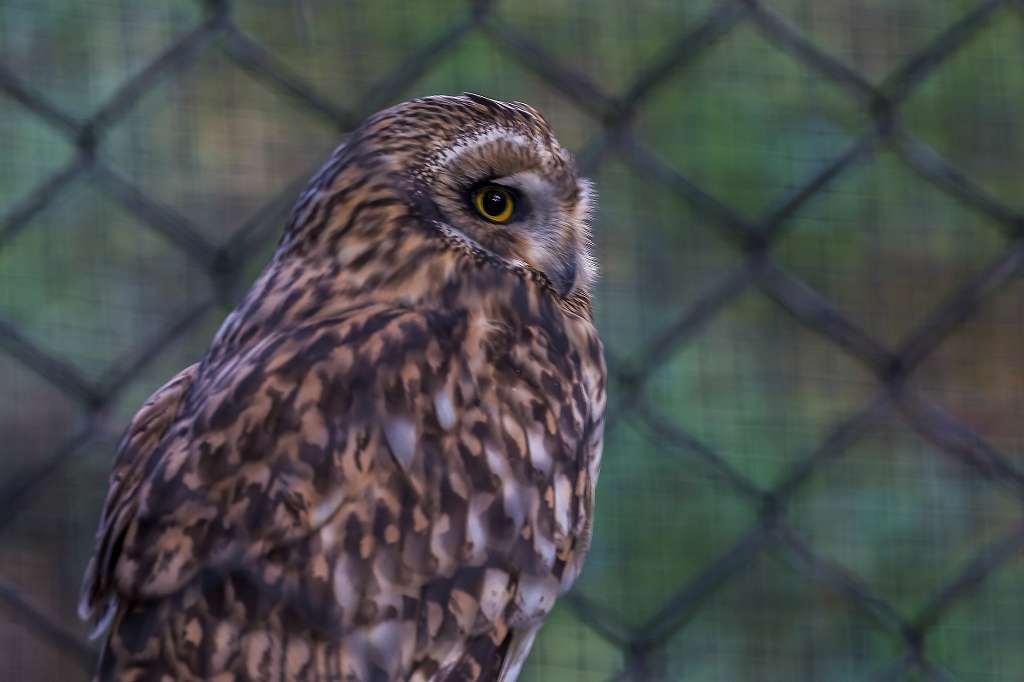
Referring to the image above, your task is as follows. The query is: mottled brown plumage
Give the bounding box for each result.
[81,94,606,681]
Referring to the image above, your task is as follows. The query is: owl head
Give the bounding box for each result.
[331,93,597,300]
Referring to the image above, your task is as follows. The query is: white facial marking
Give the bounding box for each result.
[431,129,547,172]
[435,223,529,274]
[425,116,598,298]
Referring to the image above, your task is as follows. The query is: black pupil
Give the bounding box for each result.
[482,189,507,217]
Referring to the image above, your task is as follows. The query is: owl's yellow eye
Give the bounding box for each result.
[472,186,515,223]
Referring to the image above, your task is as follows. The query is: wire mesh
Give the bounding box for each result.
[2,1,1024,680]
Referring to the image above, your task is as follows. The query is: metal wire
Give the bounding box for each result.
[1,1,1023,679]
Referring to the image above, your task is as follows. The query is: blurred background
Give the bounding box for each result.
[2,1,1024,680]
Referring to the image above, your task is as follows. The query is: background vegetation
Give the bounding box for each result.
[1,1,1023,680]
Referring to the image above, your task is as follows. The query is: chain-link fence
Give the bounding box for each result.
[2,1,1024,680]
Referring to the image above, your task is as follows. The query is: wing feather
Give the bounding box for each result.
[79,363,199,628]
[84,302,604,680]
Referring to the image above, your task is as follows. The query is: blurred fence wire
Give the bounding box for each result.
[2,0,1024,680]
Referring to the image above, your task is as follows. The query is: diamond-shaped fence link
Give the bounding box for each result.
[2,1,1024,680]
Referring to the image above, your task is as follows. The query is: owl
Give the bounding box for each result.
[80,93,606,681]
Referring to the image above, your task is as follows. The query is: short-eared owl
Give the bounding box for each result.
[81,94,606,681]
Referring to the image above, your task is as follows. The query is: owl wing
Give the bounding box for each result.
[79,362,199,630]
[83,302,604,680]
